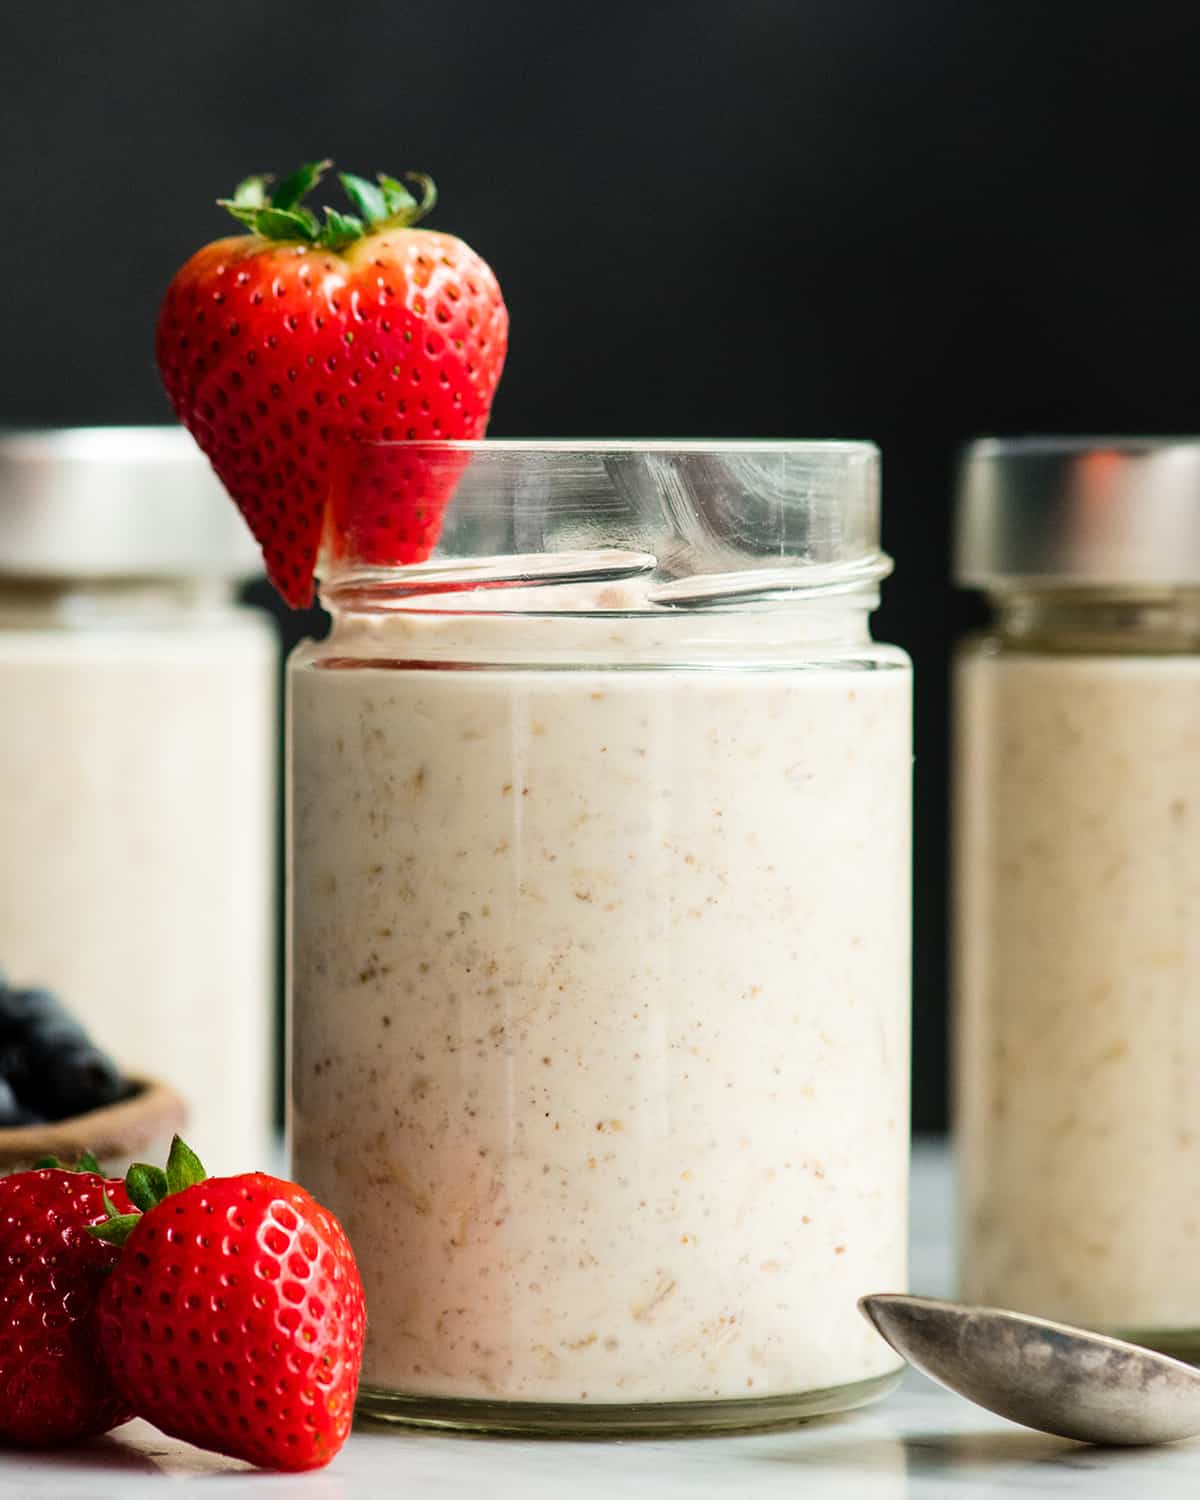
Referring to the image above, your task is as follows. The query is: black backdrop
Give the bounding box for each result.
[5,0,1199,1130]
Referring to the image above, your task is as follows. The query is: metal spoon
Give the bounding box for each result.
[859,1293,1200,1446]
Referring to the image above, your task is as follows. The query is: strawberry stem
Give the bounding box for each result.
[85,1135,209,1249]
[217,162,437,250]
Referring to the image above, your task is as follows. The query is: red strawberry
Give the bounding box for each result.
[0,1154,135,1445]
[156,161,508,607]
[91,1137,364,1472]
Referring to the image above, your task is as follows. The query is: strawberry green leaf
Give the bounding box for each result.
[272,159,332,212]
[164,1135,207,1195]
[218,201,320,240]
[87,1213,142,1248]
[257,205,320,239]
[377,172,438,227]
[231,174,272,209]
[217,164,438,242]
[377,173,417,217]
[33,1151,106,1174]
[125,1163,169,1212]
[219,200,265,230]
[318,207,366,249]
[339,172,388,225]
[402,172,437,221]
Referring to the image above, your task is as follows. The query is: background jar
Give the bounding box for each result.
[0,427,277,1173]
[289,439,912,1434]
[954,436,1200,1355]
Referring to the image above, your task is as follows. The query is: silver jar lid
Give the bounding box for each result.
[955,437,1200,588]
[0,427,260,579]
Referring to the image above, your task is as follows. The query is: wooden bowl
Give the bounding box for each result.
[0,1077,188,1176]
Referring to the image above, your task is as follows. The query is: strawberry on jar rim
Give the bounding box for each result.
[90,1137,366,1472]
[0,1154,136,1446]
[157,161,508,606]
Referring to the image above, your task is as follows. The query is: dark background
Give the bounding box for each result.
[5,0,1199,1131]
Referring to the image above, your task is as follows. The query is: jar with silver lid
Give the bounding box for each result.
[0,427,277,1172]
[954,436,1200,1356]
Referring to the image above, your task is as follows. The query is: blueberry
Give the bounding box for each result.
[0,1074,41,1128]
[1,1033,117,1121]
[25,1016,91,1059]
[0,987,127,1121]
[37,1045,126,1120]
[0,987,69,1044]
[0,1040,34,1096]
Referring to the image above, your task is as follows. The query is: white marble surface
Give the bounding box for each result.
[5,1141,1199,1497]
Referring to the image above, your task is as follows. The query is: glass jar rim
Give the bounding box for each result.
[349,437,877,456]
[322,437,888,610]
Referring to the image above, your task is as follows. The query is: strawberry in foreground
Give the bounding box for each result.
[157,160,508,606]
[0,1154,135,1445]
[90,1137,365,1472]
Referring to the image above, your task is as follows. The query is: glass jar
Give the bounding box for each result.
[289,440,912,1434]
[0,427,277,1172]
[954,436,1200,1357]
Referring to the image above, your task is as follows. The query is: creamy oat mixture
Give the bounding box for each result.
[956,647,1200,1333]
[0,610,276,1172]
[290,591,911,1403]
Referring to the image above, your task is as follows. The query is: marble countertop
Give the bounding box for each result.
[6,1142,1199,1497]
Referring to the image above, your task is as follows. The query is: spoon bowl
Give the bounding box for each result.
[859,1293,1200,1447]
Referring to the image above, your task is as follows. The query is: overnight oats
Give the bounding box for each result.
[955,437,1200,1355]
[289,441,912,1433]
